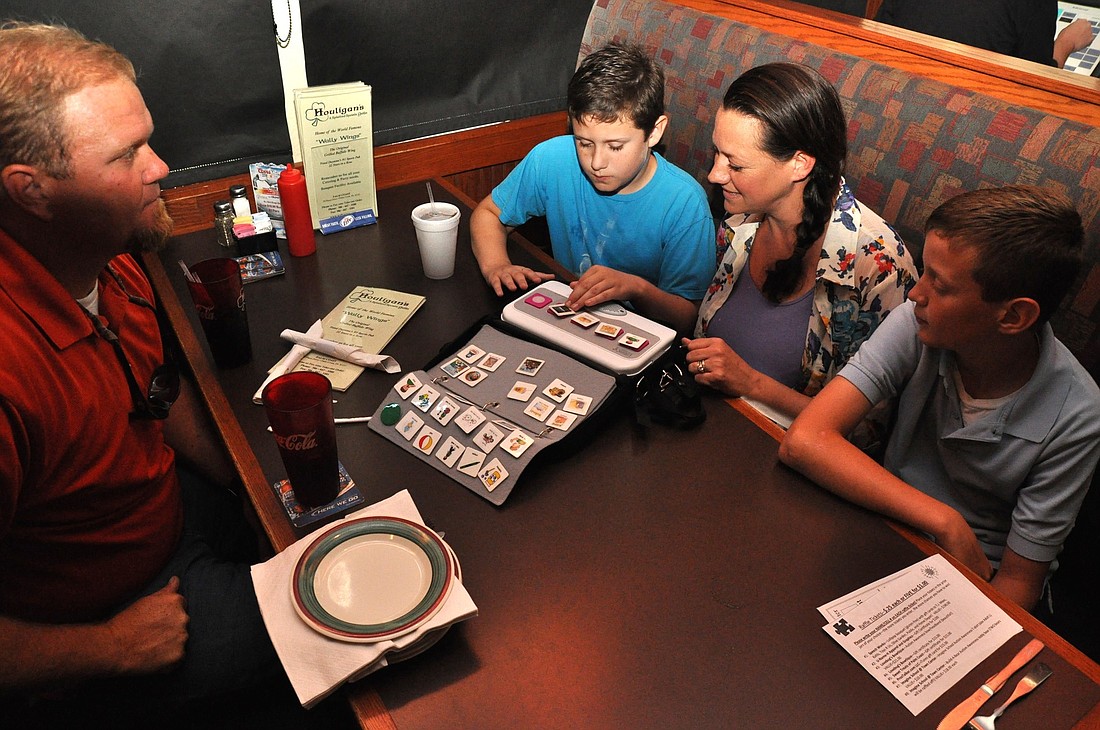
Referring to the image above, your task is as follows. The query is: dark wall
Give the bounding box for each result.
[303,1,593,145]
[790,0,867,15]
[3,1,593,187]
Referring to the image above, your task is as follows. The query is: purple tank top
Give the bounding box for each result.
[706,272,813,389]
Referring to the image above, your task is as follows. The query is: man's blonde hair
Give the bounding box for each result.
[0,22,136,178]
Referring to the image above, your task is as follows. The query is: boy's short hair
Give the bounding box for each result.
[567,42,664,133]
[926,186,1084,324]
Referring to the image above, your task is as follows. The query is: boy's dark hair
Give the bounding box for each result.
[567,42,664,133]
[926,186,1084,324]
[721,63,847,303]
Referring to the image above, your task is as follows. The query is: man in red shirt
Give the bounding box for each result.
[0,23,337,725]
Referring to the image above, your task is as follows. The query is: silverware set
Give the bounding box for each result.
[967,663,1053,730]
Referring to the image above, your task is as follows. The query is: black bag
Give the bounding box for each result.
[631,344,706,429]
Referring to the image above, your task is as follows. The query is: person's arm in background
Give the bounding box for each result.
[1054,18,1095,67]
[161,376,236,488]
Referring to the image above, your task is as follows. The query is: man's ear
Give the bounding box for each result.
[997,297,1041,335]
[645,114,669,148]
[1,164,52,220]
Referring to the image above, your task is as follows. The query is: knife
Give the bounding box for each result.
[936,638,1044,730]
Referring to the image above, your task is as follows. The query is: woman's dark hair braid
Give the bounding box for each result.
[722,63,846,302]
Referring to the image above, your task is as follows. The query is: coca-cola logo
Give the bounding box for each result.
[194,292,245,320]
[274,430,318,451]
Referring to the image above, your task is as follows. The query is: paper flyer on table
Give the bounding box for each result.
[293,286,425,389]
[818,554,1021,716]
[293,351,364,392]
[318,285,424,353]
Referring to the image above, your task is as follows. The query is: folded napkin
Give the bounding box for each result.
[252,320,322,403]
[280,326,400,374]
[251,489,478,708]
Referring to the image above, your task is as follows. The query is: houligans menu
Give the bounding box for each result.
[292,82,378,233]
[319,286,425,354]
[295,286,425,391]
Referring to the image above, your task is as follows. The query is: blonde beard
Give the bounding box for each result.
[130,198,174,253]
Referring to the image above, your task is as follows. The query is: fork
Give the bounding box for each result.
[967,663,1053,730]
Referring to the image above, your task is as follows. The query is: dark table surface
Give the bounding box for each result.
[150,181,1100,729]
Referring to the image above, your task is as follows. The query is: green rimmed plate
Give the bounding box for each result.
[292,516,454,643]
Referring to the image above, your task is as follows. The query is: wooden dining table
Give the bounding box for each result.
[147,180,1100,729]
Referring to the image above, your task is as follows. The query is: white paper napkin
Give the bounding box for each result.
[251,489,478,708]
[252,320,323,403]
[279,328,400,373]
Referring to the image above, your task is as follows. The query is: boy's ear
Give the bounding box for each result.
[645,115,669,148]
[1,164,53,220]
[997,297,1041,335]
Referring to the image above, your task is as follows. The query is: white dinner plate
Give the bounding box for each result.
[292,516,454,643]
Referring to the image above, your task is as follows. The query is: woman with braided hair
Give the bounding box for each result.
[683,63,917,439]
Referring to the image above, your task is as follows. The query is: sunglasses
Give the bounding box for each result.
[79,266,180,420]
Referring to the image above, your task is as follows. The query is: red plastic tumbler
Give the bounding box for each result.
[261,371,340,509]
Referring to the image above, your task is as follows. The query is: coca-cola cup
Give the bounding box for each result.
[184,257,252,368]
[261,371,340,509]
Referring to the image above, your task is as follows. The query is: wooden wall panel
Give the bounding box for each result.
[163,113,565,235]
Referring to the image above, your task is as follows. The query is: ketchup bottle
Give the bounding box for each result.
[277,166,317,257]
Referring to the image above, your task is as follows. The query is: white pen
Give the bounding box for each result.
[266,416,371,432]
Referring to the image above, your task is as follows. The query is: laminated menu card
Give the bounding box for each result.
[292,81,378,233]
[368,324,619,505]
[294,286,425,391]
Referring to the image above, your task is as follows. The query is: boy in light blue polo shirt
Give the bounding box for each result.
[470,42,715,334]
[779,186,1100,612]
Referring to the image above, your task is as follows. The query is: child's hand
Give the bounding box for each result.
[937,517,994,582]
[481,263,554,297]
[566,265,644,309]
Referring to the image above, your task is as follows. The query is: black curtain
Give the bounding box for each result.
[303,0,593,145]
[4,1,593,187]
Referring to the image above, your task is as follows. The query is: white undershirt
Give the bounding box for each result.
[77,285,99,316]
[952,366,1018,427]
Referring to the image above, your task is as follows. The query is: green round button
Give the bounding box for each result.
[380,402,403,426]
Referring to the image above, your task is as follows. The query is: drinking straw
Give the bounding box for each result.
[426,181,438,216]
[178,259,200,283]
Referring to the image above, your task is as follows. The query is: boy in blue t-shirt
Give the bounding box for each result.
[779,186,1100,611]
[470,42,715,333]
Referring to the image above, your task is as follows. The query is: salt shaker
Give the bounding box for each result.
[229,184,251,217]
[213,199,235,248]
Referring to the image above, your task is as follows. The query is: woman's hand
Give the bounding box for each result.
[681,336,761,398]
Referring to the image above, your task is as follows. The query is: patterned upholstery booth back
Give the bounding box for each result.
[580,0,1100,368]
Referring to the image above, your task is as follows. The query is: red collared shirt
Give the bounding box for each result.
[0,229,182,623]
